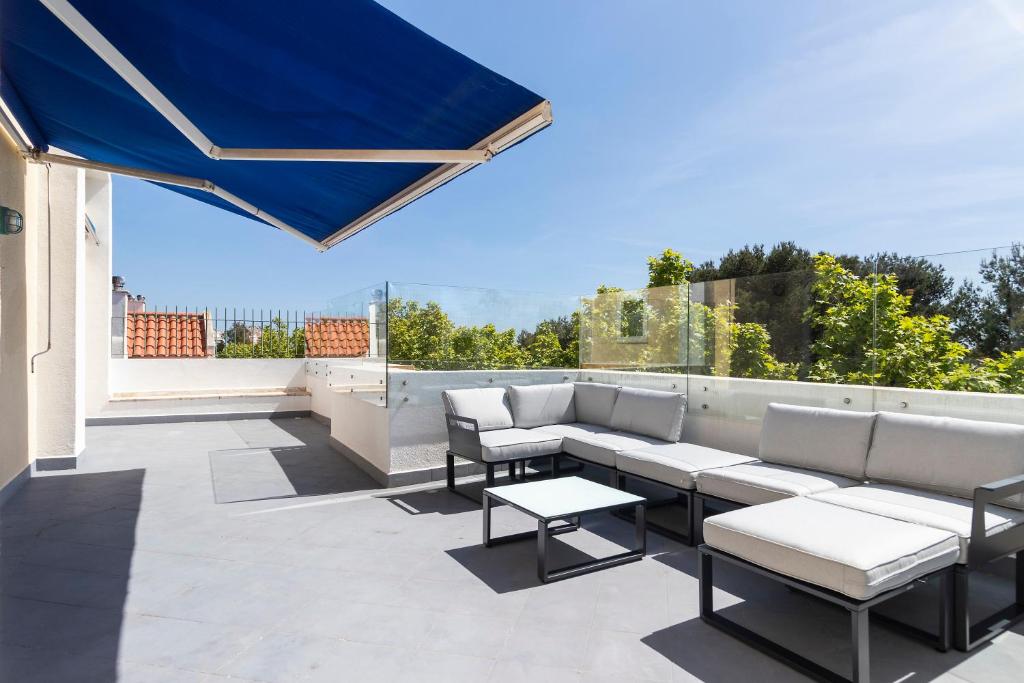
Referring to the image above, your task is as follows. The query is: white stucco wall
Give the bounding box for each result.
[32,165,87,460]
[109,358,307,395]
[330,390,390,482]
[0,132,35,488]
[83,172,112,415]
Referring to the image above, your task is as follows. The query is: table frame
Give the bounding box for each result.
[482,486,646,583]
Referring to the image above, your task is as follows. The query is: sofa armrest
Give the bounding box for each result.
[970,474,1024,567]
[445,413,483,462]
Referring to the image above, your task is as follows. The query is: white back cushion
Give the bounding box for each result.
[758,403,877,479]
[572,383,620,427]
[609,387,687,441]
[508,383,576,428]
[441,388,513,432]
[866,412,1024,509]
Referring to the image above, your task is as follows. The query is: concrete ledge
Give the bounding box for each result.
[86,410,311,426]
[328,436,483,488]
[0,465,31,506]
[111,387,310,401]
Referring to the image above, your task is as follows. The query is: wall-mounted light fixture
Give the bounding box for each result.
[1,206,24,235]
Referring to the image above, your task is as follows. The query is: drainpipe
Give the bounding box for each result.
[30,164,53,373]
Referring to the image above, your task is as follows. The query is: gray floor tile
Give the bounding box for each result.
[2,417,1020,683]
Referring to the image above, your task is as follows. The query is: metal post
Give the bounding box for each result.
[482,493,492,547]
[698,549,713,618]
[954,564,970,651]
[537,519,548,582]
[1017,550,1024,607]
[693,495,706,546]
[850,608,870,683]
[938,569,953,652]
[635,503,646,555]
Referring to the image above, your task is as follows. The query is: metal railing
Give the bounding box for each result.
[111,307,373,359]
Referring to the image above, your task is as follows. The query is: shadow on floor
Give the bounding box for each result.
[1,469,144,683]
[208,418,380,503]
[647,551,1024,683]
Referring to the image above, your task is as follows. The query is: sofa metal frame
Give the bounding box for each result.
[699,545,954,683]
[959,473,1024,650]
[695,475,1024,653]
[445,413,563,503]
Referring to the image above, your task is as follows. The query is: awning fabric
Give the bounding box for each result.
[0,0,550,249]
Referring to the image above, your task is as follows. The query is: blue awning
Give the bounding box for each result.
[0,0,551,250]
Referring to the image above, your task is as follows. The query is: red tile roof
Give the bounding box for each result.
[126,312,207,358]
[304,317,370,358]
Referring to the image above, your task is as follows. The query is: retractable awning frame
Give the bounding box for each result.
[3,0,552,251]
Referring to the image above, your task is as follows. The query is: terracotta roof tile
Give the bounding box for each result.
[304,317,370,358]
[126,312,208,358]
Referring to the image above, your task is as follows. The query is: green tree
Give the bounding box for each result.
[806,254,972,389]
[729,322,799,381]
[948,244,1024,357]
[386,298,455,368]
[647,248,693,287]
[219,317,304,358]
[452,324,528,369]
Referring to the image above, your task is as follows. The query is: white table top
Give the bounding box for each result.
[484,476,645,520]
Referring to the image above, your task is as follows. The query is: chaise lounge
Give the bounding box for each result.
[698,409,1024,681]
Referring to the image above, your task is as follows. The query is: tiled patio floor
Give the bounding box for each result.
[2,418,1022,682]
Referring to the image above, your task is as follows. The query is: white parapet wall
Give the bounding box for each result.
[316,365,1024,486]
[110,358,307,395]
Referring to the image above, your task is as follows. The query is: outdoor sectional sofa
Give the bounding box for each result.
[444,381,749,541]
[444,385,1024,681]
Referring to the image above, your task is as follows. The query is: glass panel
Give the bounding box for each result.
[313,283,387,404]
[579,284,688,372]
[384,282,580,370]
[383,282,580,475]
[869,245,1024,416]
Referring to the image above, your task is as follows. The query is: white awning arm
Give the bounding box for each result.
[0,95,33,153]
[320,100,552,248]
[213,147,491,164]
[29,151,327,252]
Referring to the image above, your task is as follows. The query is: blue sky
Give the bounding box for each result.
[114,0,1024,317]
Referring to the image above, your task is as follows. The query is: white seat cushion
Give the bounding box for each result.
[616,443,757,490]
[508,383,576,428]
[478,429,562,463]
[703,497,960,599]
[866,412,1024,509]
[608,387,687,442]
[531,422,611,440]
[811,484,1024,563]
[441,388,513,432]
[696,462,860,506]
[561,431,669,468]
[758,403,876,479]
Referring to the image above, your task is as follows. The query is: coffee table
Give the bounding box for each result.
[482,476,646,582]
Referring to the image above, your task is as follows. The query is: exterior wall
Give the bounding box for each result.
[108,357,306,397]
[306,358,386,418]
[0,133,35,489]
[31,164,87,461]
[330,390,390,482]
[84,172,113,415]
